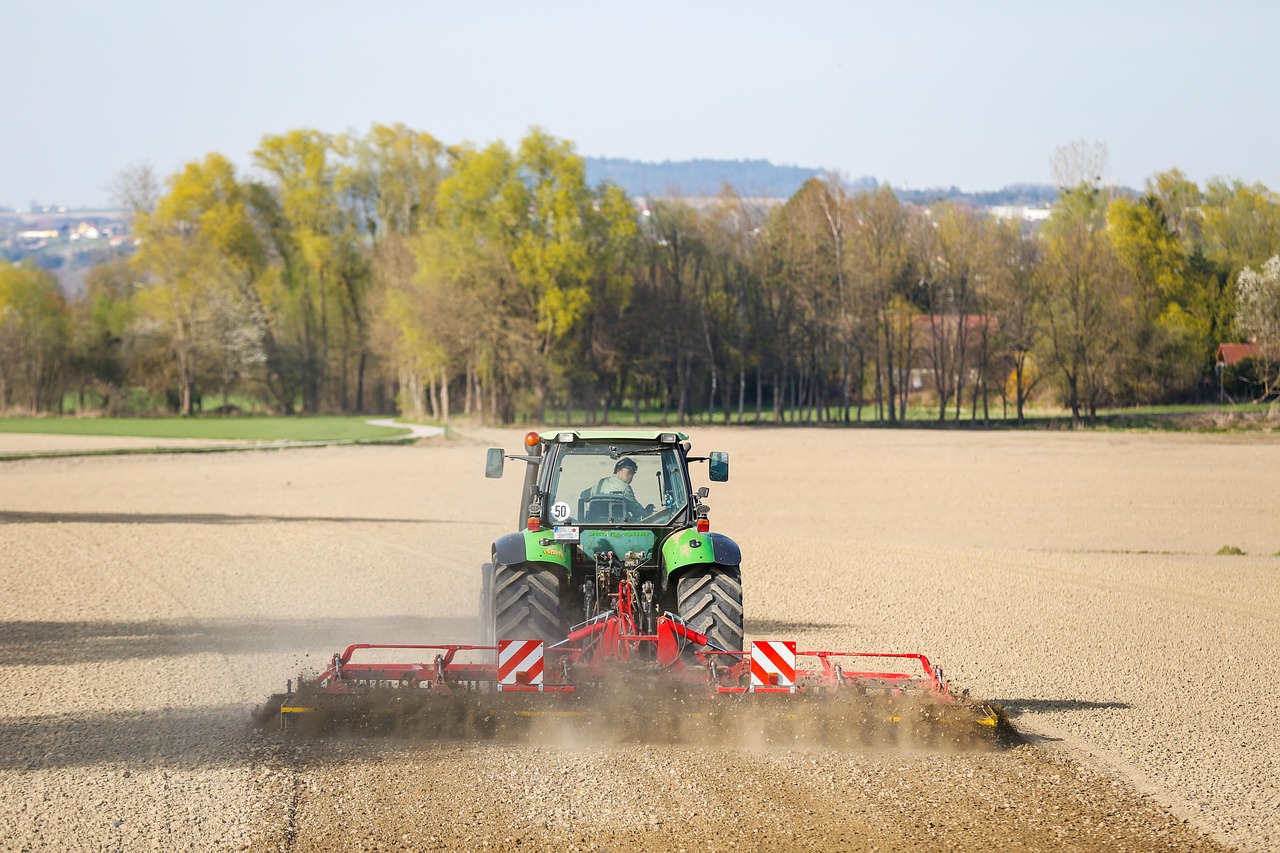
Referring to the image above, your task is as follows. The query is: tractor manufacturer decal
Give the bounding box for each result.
[518,529,569,566]
[578,529,655,561]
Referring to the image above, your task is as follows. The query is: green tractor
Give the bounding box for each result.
[481,430,743,652]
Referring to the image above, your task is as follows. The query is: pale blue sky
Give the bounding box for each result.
[2,1,1276,208]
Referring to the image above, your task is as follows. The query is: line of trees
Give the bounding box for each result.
[2,126,1279,424]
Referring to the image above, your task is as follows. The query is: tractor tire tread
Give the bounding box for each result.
[676,566,744,652]
[494,563,561,642]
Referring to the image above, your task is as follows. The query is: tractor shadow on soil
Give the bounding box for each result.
[995,698,1133,715]
[0,616,480,666]
[746,619,843,634]
[0,705,256,771]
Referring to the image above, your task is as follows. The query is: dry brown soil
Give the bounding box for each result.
[1,427,1277,851]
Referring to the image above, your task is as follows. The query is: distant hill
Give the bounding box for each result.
[584,157,876,199]
[896,183,1060,207]
[584,157,1058,207]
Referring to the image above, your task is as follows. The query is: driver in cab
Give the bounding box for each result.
[593,458,654,521]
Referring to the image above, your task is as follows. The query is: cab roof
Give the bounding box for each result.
[538,430,688,443]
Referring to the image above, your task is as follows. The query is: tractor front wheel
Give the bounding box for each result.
[494,563,561,642]
[676,566,744,652]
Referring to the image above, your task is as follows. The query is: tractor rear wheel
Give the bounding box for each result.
[494,563,561,642]
[676,566,744,652]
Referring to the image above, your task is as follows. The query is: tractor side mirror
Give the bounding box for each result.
[485,448,505,479]
[708,451,729,482]
[697,487,710,499]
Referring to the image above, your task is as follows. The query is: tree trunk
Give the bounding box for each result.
[440,365,450,422]
[772,370,783,423]
[355,352,366,414]
[464,361,473,416]
[855,349,865,423]
[737,365,746,424]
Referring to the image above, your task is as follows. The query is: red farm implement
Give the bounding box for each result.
[264,580,1004,747]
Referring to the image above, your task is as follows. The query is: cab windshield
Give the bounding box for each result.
[544,443,688,526]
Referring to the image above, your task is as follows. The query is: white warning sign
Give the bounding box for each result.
[550,501,572,522]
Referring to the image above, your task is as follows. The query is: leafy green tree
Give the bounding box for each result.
[254,130,346,413]
[1038,186,1128,424]
[337,124,451,413]
[508,129,609,420]
[0,262,69,412]
[1202,180,1280,272]
[426,140,525,422]
[338,123,449,239]
[562,180,637,423]
[132,153,266,414]
[1106,195,1205,400]
[70,259,137,412]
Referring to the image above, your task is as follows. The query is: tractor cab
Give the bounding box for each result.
[486,430,728,533]
[547,440,689,526]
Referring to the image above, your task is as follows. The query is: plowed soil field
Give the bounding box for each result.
[2,427,1277,851]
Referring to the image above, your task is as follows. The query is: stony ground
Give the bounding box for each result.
[1,426,1276,851]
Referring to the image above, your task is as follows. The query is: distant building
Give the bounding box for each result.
[70,222,101,241]
[907,314,999,391]
[988,205,1052,223]
[1215,343,1261,365]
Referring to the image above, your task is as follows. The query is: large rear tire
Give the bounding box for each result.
[676,566,744,652]
[494,563,562,642]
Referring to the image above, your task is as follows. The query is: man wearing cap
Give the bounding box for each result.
[592,458,655,521]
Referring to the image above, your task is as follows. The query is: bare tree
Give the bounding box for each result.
[109,162,160,219]
[1051,140,1109,191]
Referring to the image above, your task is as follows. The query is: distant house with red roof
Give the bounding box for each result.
[908,314,999,391]
[1215,343,1261,366]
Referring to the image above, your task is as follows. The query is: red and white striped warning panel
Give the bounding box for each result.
[749,640,797,692]
[497,639,544,691]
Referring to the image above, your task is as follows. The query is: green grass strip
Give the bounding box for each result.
[0,416,406,442]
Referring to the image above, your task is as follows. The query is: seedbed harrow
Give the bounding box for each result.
[264,580,1003,746]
